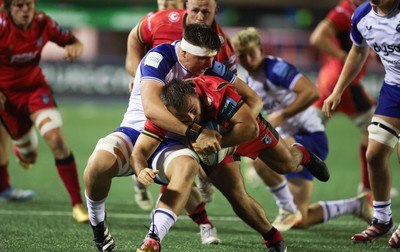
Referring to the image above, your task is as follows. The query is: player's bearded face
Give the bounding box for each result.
[10,0,35,30]
[186,0,217,27]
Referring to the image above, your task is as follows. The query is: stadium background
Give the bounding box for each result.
[2,1,397,252]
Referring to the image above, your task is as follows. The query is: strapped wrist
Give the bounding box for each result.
[185,122,205,141]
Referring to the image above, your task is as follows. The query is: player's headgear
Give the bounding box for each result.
[182,23,221,56]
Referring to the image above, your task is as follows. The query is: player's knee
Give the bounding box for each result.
[34,108,63,136]
[367,117,399,165]
[367,117,399,148]
[168,155,199,180]
[92,133,133,176]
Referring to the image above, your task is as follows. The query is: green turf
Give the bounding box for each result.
[1,96,399,252]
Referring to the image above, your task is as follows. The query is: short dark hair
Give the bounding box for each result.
[161,78,196,112]
[3,0,37,12]
[183,23,222,52]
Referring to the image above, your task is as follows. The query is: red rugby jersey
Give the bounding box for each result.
[0,12,75,88]
[138,9,237,74]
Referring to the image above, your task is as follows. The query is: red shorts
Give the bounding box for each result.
[313,61,374,115]
[235,116,279,159]
[0,77,57,139]
[201,115,279,175]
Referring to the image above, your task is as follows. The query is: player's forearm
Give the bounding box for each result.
[220,121,258,148]
[333,45,369,95]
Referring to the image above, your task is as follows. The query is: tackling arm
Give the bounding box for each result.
[141,80,222,154]
[219,103,259,148]
[231,77,262,119]
[130,133,160,186]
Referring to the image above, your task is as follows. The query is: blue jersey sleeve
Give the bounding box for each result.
[205,61,236,84]
[350,2,371,46]
[264,57,300,89]
[139,44,177,84]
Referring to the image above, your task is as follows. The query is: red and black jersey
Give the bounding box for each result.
[138,9,237,73]
[0,11,76,89]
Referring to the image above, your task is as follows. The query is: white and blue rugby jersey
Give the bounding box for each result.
[351,0,400,85]
[246,56,324,138]
[120,41,236,131]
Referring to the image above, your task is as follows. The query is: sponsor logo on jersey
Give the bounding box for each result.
[221,97,237,121]
[10,51,39,64]
[37,37,43,47]
[396,24,400,33]
[41,94,50,104]
[168,12,181,23]
[144,52,163,68]
[372,43,400,56]
[261,134,272,145]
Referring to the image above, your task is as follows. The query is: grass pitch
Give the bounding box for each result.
[1,95,399,252]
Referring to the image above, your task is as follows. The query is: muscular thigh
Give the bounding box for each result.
[209,161,245,197]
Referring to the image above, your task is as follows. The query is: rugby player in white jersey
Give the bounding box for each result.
[83,23,262,252]
[232,27,373,232]
[323,0,400,248]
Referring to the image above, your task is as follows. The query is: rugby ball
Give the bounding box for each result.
[197,119,229,166]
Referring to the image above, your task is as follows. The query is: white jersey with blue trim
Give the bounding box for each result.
[350,0,400,85]
[246,56,324,138]
[120,41,236,131]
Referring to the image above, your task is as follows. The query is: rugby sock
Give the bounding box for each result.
[268,179,297,213]
[0,162,10,192]
[263,227,283,248]
[55,153,83,206]
[359,145,370,190]
[319,197,360,222]
[85,191,106,226]
[373,200,392,224]
[152,208,177,241]
[187,202,213,226]
[293,144,310,165]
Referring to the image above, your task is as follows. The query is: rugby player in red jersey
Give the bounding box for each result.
[0,0,88,222]
[0,0,36,203]
[125,0,236,242]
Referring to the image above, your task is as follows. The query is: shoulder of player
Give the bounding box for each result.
[352,1,373,24]
[143,9,185,24]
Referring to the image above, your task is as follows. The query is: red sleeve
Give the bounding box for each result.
[142,119,168,142]
[194,76,243,125]
[139,10,185,48]
[42,13,76,46]
[326,1,353,33]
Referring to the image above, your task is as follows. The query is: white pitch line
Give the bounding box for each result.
[0,209,358,225]
[0,209,240,222]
